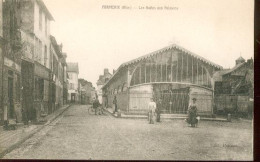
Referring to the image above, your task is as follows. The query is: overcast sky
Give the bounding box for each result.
[44,0,254,88]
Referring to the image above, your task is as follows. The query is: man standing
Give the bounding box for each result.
[113,96,118,114]
[156,98,162,122]
[148,98,156,124]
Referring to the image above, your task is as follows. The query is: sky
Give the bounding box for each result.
[44,0,254,88]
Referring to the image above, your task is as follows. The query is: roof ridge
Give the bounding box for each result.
[120,44,222,69]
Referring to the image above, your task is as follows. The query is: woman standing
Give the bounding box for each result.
[187,98,198,127]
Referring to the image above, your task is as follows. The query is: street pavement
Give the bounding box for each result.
[3,105,253,160]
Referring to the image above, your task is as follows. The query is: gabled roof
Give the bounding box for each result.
[67,62,79,74]
[236,56,245,61]
[102,44,223,89]
[120,44,222,69]
[36,0,54,21]
[222,62,246,76]
[213,69,231,82]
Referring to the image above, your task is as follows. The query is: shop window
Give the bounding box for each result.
[34,78,44,101]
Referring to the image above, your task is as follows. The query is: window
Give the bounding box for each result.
[44,45,47,66]
[39,9,42,31]
[34,78,44,101]
[38,40,42,62]
[70,83,74,89]
[45,16,47,36]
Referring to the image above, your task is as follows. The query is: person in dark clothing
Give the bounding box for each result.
[93,98,100,115]
[186,98,198,127]
[156,98,162,122]
[113,96,118,114]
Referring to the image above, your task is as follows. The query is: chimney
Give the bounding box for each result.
[99,75,103,80]
[104,68,109,75]
[235,56,245,65]
[247,58,253,68]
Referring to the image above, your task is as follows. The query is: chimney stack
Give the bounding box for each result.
[104,68,109,75]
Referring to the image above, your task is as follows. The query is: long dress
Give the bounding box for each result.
[148,101,156,124]
[187,103,198,127]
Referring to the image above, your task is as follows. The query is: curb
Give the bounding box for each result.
[104,109,229,122]
[0,105,71,159]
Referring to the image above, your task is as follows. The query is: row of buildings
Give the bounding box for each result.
[0,0,83,127]
[99,44,253,117]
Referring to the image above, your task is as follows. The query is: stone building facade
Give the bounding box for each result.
[213,57,254,115]
[0,0,69,126]
[79,78,95,104]
[67,62,79,103]
[49,35,66,114]
[1,0,23,125]
[96,68,112,105]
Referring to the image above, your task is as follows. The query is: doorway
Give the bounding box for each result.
[71,93,76,103]
[8,77,15,119]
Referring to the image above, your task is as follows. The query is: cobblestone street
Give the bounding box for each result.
[3,105,253,160]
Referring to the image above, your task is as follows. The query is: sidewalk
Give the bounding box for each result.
[105,107,229,122]
[0,104,71,158]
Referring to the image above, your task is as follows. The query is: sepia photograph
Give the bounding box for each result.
[0,0,254,160]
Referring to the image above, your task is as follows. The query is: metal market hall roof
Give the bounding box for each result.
[102,44,223,89]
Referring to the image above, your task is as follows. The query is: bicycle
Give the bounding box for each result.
[88,105,105,115]
[88,105,96,115]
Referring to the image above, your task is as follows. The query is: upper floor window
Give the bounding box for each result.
[39,9,42,31]
[45,16,48,36]
[44,45,47,66]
